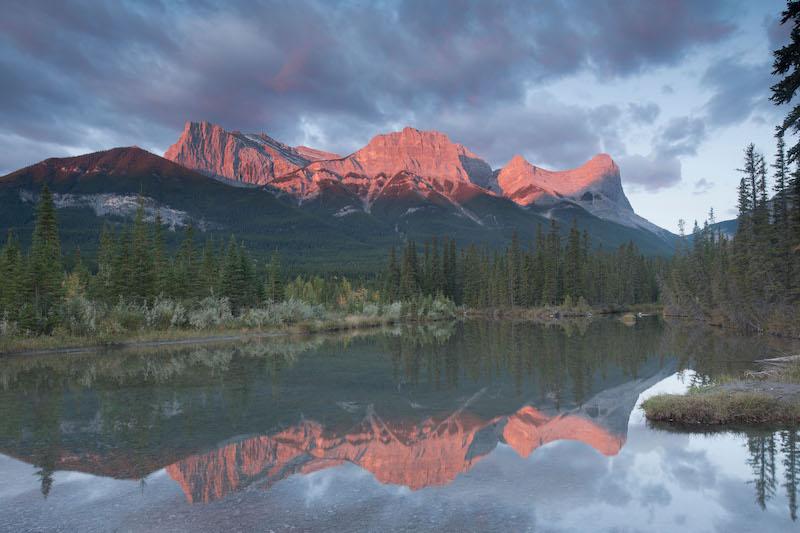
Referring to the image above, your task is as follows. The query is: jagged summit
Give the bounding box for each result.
[159,121,671,239]
[497,153,629,209]
[164,121,312,185]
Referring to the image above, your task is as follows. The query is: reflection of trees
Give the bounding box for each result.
[748,433,777,509]
[661,319,800,383]
[30,392,61,499]
[746,429,800,520]
[386,318,667,406]
[782,429,800,521]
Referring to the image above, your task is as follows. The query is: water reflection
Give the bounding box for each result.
[1,318,799,529]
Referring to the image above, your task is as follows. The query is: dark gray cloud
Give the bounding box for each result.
[0,0,738,174]
[655,116,708,158]
[701,57,776,127]
[765,12,792,50]
[693,178,715,195]
[627,102,661,125]
[426,96,625,169]
[618,116,707,192]
[618,153,682,192]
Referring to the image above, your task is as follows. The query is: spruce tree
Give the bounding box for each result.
[771,0,800,163]
[0,230,23,318]
[266,251,284,302]
[26,185,63,330]
[130,198,155,301]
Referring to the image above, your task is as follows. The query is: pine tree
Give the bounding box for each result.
[399,240,419,300]
[507,230,521,306]
[26,185,63,331]
[0,230,23,318]
[266,251,284,302]
[221,235,245,309]
[152,213,169,297]
[385,246,401,301]
[564,219,582,301]
[130,198,155,301]
[771,0,800,163]
[773,133,793,294]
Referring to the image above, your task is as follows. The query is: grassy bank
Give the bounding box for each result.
[642,356,800,426]
[0,296,458,356]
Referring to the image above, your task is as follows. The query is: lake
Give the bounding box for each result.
[1,317,799,532]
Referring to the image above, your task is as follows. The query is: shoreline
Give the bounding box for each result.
[0,304,662,357]
[642,355,800,426]
[0,315,426,358]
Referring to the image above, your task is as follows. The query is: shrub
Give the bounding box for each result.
[105,298,147,333]
[268,299,325,324]
[61,294,100,336]
[188,297,233,330]
[146,297,187,329]
[0,313,19,337]
[239,307,275,328]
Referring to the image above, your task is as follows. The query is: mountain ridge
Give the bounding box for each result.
[0,127,679,267]
[164,121,667,240]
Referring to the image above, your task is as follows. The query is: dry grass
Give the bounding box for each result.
[642,357,800,426]
[641,390,800,425]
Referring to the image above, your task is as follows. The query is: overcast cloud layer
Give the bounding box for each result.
[0,0,792,228]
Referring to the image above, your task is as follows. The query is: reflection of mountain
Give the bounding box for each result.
[167,404,624,503]
[6,319,733,501]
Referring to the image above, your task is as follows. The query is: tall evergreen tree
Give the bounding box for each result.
[26,185,63,330]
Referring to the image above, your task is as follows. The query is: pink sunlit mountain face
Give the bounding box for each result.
[163,121,663,238]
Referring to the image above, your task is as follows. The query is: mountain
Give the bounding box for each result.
[496,153,672,239]
[0,123,678,267]
[166,404,624,503]
[164,121,322,186]
[0,147,390,271]
[163,122,676,252]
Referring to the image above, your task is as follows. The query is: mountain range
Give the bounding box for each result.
[0,121,677,271]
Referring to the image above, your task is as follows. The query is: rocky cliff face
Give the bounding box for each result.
[162,121,670,240]
[164,121,314,185]
[497,153,631,210]
[165,405,624,503]
[494,153,672,235]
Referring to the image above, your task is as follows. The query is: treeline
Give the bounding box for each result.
[665,139,800,334]
[0,186,283,332]
[0,185,663,339]
[1,186,455,337]
[383,221,662,309]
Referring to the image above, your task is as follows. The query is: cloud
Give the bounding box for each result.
[627,102,661,125]
[427,95,624,169]
[764,12,792,50]
[692,178,714,195]
[0,0,738,172]
[701,57,776,127]
[618,153,682,192]
[654,116,707,158]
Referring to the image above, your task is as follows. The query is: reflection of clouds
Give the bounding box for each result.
[224,377,794,532]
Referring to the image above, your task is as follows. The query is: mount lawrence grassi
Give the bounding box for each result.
[0,121,676,270]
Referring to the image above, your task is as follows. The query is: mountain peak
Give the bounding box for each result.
[497,153,625,205]
[353,127,493,188]
[165,121,313,185]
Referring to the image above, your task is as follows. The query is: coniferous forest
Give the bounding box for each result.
[0,185,660,340]
[663,2,800,336]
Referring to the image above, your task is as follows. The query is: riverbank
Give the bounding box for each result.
[0,301,664,357]
[464,303,662,321]
[642,355,800,426]
[0,299,457,357]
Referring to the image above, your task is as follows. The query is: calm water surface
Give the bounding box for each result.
[1,318,799,532]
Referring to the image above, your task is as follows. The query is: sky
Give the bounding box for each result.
[0,0,794,230]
